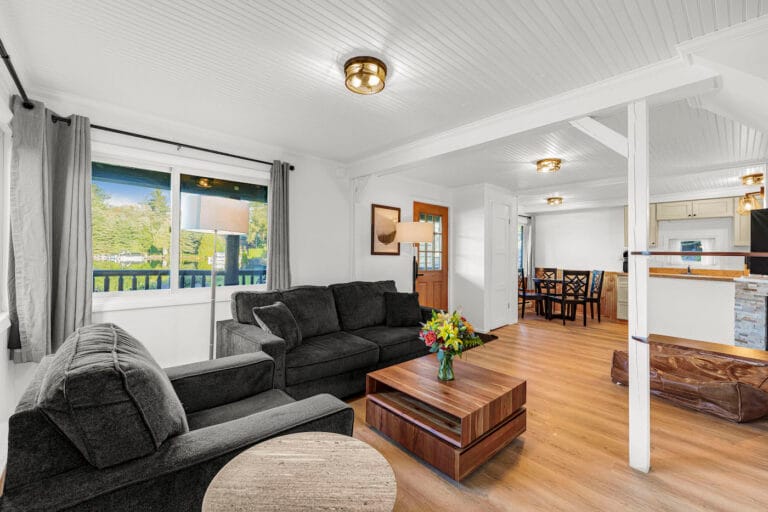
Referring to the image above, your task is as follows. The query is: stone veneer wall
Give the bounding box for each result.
[734,278,768,349]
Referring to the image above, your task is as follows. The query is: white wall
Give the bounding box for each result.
[352,174,452,296]
[649,277,735,344]
[652,217,747,270]
[534,207,625,272]
[452,184,486,328]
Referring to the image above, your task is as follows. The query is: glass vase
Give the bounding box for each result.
[437,351,455,381]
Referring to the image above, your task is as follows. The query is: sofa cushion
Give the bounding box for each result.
[37,324,188,469]
[351,325,428,362]
[285,332,379,386]
[186,389,295,430]
[281,286,341,339]
[384,292,423,327]
[252,302,302,351]
[231,290,284,324]
[330,280,398,330]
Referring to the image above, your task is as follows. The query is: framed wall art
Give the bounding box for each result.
[371,204,401,255]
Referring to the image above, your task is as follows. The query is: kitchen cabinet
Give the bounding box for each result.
[691,197,733,218]
[616,274,628,321]
[656,201,692,220]
[623,204,658,248]
[656,198,733,220]
[733,197,751,246]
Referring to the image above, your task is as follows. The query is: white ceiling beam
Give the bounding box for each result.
[569,117,627,158]
[349,58,719,178]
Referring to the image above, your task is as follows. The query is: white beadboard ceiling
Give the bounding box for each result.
[398,100,768,212]
[0,0,767,162]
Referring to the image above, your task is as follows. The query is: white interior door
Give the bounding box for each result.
[490,201,513,329]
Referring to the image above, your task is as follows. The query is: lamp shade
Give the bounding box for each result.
[181,194,250,235]
[394,221,434,243]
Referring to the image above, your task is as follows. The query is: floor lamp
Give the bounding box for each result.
[181,194,250,359]
[395,221,434,292]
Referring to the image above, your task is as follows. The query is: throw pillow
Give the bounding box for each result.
[384,292,423,327]
[252,301,302,351]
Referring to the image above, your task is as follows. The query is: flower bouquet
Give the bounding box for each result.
[420,310,483,381]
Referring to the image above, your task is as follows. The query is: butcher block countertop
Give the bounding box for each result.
[647,268,743,282]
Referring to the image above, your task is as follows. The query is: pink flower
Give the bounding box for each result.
[424,331,437,346]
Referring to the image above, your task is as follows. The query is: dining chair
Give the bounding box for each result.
[518,268,543,318]
[585,270,605,322]
[536,268,559,316]
[547,270,590,326]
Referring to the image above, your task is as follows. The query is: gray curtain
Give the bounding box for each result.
[7,96,92,362]
[266,160,291,290]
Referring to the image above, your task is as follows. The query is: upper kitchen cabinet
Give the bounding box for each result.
[691,198,733,218]
[623,204,658,248]
[734,197,751,247]
[655,201,692,220]
[655,198,733,220]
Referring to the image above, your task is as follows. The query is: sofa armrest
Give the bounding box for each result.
[216,319,287,388]
[165,352,275,414]
[0,394,353,512]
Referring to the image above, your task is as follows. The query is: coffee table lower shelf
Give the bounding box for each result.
[365,394,526,481]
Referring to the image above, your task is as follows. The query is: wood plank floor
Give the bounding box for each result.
[349,316,768,511]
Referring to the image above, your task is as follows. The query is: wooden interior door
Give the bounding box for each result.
[413,202,448,310]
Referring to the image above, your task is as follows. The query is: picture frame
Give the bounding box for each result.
[371,204,401,255]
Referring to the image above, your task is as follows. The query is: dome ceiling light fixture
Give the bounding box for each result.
[741,173,764,186]
[546,196,563,206]
[536,158,562,173]
[344,56,387,95]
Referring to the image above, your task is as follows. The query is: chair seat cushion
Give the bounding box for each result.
[252,302,302,351]
[186,389,295,430]
[351,326,427,362]
[285,332,379,386]
[37,324,188,469]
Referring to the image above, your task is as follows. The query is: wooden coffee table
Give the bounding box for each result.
[365,354,526,480]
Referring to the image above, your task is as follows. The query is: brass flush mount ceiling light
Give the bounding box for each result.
[741,173,764,186]
[546,196,563,206]
[344,56,387,95]
[536,158,562,173]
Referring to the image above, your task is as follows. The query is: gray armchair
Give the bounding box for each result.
[1,324,353,512]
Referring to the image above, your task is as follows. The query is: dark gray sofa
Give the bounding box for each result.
[0,324,353,512]
[217,281,433,400]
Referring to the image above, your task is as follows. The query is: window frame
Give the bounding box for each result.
[91,143,270,313]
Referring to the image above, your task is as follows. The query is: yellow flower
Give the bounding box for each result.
[464,320,474,334]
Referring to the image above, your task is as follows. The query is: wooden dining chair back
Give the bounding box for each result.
[586,270,605,322]
[539,267,558,296]
[548,270,590,326]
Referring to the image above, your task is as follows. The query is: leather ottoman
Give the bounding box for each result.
[611,343,768,422]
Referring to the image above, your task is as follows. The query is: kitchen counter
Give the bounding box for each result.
[648,268,743,283]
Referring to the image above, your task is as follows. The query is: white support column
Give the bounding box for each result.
[627,99,651,473]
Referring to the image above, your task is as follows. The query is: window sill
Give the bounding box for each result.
[92,284,267,313]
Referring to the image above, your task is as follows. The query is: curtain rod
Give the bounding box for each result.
[51,114,294,170]
[0,34,293,170]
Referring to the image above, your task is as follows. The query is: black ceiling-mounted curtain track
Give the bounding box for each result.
[1,35,294,171]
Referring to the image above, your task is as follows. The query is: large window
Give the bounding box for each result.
[179,173,268,288]
[91,163,268,293]
[92,163,171,292]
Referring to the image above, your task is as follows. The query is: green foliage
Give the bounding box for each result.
[92,183,268,273]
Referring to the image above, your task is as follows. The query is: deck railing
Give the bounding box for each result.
[93,269,266,292]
